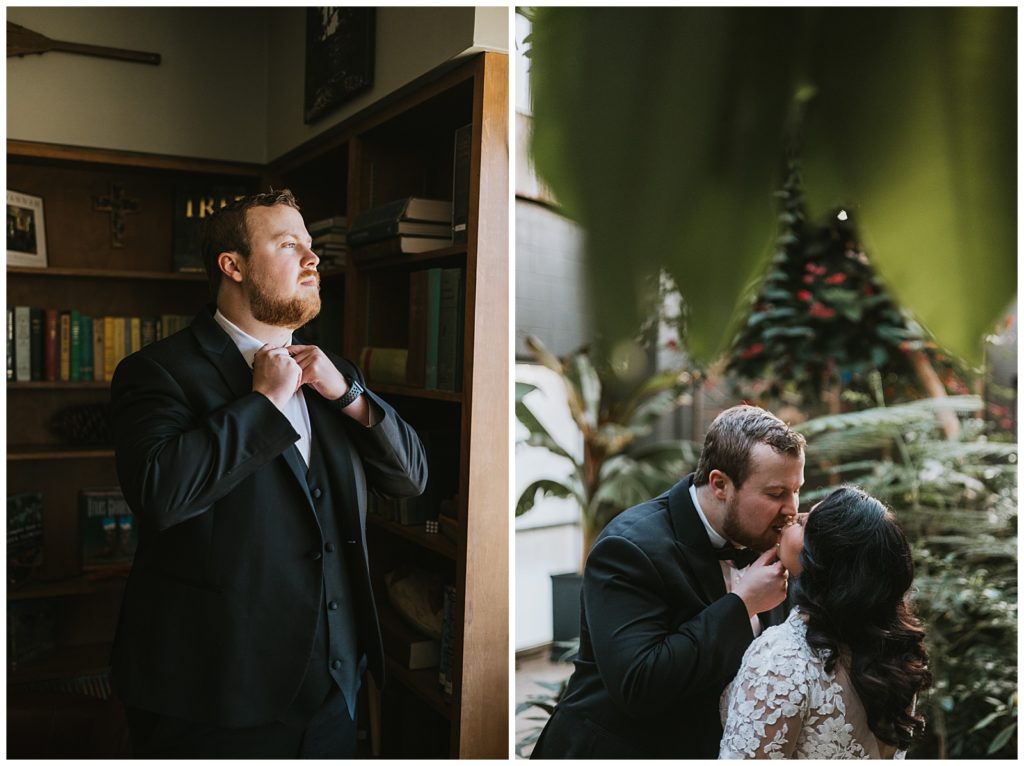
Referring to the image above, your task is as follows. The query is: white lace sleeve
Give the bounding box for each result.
[718,621,810,759]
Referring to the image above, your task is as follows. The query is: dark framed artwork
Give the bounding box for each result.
[304,8,376,124]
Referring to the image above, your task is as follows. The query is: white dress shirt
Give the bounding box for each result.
[214,310,312,467]
[689,483,762,637]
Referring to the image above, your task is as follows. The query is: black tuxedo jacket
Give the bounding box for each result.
[108,307,427,727]
[532,475,787,759]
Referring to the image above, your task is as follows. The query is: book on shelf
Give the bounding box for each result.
[437,267,465,392]
[309,215,349,268]
[438,583,456,696]
[44,309,58,381]
[350,236,452,262]
[80,488,136,571]
[80,312,94,381]
[8,598,58,668]
[409,267,465,392]
[351,197,452,231]
[14,305,31,382]
[59,310,71,381]
[368,494,434,526]
[452,123,472,244]
[360,347,408,386]
[172,184,250,272]
[8,491,44,586]
[29,308,43,381]
[348,219,452,246]
[6,307,13,381]
[378,601,440,670]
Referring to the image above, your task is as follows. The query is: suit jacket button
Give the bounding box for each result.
[325,542,336,553]
[309,551,322,561]
[329,600,339,610]
[312,487,322,499]
[331,659,342,670]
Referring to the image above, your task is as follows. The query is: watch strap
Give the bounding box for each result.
[337,376,364,409]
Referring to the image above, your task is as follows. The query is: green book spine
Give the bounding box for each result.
[79,314,93,381]
[424,268,441,390]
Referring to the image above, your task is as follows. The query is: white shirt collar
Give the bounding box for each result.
[689,481,728,549]
[213,309,291,369]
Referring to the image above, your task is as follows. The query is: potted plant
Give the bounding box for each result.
[516,334,698,648]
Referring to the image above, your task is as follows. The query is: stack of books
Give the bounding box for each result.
[309,215,348,268]
[348,197,453,258]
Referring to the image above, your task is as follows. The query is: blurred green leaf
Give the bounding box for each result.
[528,7,1015,365]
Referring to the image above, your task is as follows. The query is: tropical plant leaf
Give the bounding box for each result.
[515,478,580,517]
[566,351,601,431]
[515,398,574,461]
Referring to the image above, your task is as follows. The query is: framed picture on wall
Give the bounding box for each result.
[7,190,47,268]
[304,7,375,124]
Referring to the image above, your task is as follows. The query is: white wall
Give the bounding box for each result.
[7,7,268,162]
[8,7,508,164]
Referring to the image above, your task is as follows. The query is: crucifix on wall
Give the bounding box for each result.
[93,184,140,248]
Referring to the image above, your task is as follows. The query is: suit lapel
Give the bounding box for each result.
[669,475,728,604]
[305,391,361,535]
[189,306,316,511]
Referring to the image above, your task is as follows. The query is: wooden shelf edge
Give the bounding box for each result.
[352,244,467,273]
[8,641,114,686]
[8,265,207,281]
[8,572,128,602]
[8,381,110,390]
[8,139,263,177]
[8,447,115,461]
[367,515,457,559]
[384,656,453,720]
[368,383,462,403]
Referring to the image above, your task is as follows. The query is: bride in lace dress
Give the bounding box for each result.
[719,487,931,759]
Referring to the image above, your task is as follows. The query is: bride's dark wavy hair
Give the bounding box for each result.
[791,486,931,750]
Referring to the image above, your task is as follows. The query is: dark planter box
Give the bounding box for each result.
[550,571,583,662]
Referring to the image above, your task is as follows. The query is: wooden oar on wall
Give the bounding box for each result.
[7,22,161,65]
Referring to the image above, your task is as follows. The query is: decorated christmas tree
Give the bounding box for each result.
[728,160,951,408]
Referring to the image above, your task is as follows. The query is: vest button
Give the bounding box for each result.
[312,488,322,499]
[309,551,322,561]
[329,600,339,610]
[325,542,336,553]
[331,659,342,670]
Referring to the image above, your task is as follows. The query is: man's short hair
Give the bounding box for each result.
[200,189,300,300]
[693,404,805,488]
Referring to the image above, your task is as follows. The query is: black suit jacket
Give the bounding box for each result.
[109,307,427,727]
[532,475,787,759]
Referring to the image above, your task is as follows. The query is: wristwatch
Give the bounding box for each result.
[337,376,364,409]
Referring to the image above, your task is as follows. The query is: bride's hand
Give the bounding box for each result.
[732,547,789,618]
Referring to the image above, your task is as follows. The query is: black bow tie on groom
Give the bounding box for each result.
[715,545,759,569]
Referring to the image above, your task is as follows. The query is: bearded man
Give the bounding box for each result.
[109,190,427,758]
[531,405,804,759]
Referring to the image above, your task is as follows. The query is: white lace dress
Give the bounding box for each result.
[719,609,904,759]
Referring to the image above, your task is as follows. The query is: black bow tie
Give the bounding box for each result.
[714,545,759,569]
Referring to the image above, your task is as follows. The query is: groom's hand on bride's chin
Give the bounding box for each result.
[732,547,789,618]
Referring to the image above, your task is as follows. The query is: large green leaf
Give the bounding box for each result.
[515,478,581,517]
[515,398,574,461]
[528,7,1015,365]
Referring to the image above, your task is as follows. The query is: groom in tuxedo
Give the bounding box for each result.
[531,405,804,759]
[109,190,426,757]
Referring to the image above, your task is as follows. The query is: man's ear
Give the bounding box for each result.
[708,469,733,501]
[217,252,245,284]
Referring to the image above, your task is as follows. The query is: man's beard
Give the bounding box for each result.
[721,494,774,552]
[247,270,320,329]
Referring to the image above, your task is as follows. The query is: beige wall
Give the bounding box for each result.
[7,7,268,162]
[7,7,508,165]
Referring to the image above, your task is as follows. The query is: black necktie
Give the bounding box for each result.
[715,545,759,569]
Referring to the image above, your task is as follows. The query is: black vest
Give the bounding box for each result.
[280,418,364,725]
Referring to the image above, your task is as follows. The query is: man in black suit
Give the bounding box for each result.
[531,405,805,759]
[110,190,427,758]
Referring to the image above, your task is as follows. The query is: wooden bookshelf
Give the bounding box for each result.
[8,50,507,760]
[6,140,261,702]
[269,51,508,758]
